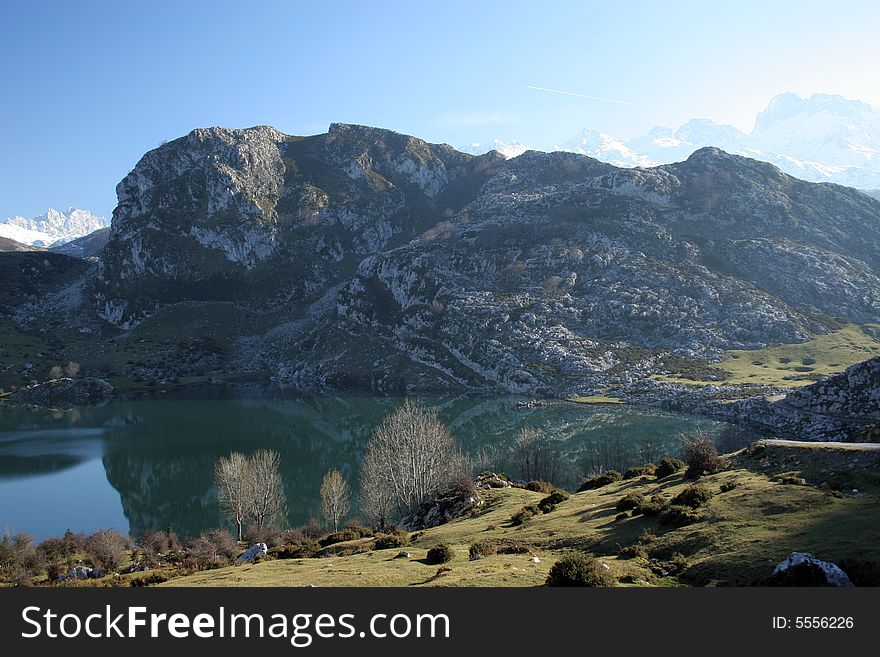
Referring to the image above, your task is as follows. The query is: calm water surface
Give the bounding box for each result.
[0,389,755,539]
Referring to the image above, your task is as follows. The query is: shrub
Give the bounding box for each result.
[130,573,171,587]
[84,529,131,571]
[373,533,409,550]
[186,529,239,570]
[299,519,324,541]
[655,458,685,478]
[137,529,181,566]
[425,544,454,565]
[671,484,713,509]
[577,470,622,492]
[510,505,539,525]
[618,544,648,560]
[616,492,646,512]
[242,524,286,548]
[635,495,666,516]
[343,522,375,539]
[623,464,656,480]
[682,431,722,477]
[526,480,555,494]
[659,505,702,527]
[468,539,534,560]
[639,528,657,544]
[269,541,319,559]
[719,480,739,493]
[546,553,614,587]
[318,528,363,547]
[538,489,571,513]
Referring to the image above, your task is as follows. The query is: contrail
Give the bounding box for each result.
[527,85,688,115]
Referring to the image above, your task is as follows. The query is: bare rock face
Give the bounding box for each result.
[237,543,268,563]
[21,122,880,395]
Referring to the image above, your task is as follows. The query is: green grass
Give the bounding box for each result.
[163,443,880,587]
[567,394,625,405]
[654,323,880,388]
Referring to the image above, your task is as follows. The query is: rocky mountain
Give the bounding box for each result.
[559,93,880,190]
[82,123,880,394]
[0,236,44,252]
[50,227,111,258]
[4,122,880,397]
[0,207,109,247]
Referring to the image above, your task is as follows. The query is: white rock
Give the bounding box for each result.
[773,552,854,587]
[237,543,268,563]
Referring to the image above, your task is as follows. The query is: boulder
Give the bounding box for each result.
[771,552,854,587]
[237,543,268,563]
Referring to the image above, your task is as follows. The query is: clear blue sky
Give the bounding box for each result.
[2,0,879,220]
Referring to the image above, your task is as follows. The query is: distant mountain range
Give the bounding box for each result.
[467,93,880,190]
[0,207,108,247]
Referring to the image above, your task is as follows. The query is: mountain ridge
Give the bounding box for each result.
[4,122,880,397]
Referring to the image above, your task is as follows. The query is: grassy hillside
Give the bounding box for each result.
[164,441,880,587]
[654,323,880,387]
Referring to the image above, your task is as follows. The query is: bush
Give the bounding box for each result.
[635,495,666,516]
[186,529,239,570]
[526,480,554,493]
[269,541,319,559]
[84,529,131,571]
[655,458,686,478]
[468,539,534,560]
[137,529,181,566]
[577,470,622,492]
[318,528,363,547]
[682,431,722,477]
[546,553,614,587]
[425,544,454,565]
[242,525,286,548]
[130,573,171,587]
[671,484,713,509]
[623,464,656,480]
[538,489,570,513]
[719,480,739,493]
[616,492,646,512]
[373,533,409,550]
[510,505,539,526]
[618,544,648,560]
[343,522,375,539]
[658,505,702,527]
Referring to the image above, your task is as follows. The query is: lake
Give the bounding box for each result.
[0,388,755,540]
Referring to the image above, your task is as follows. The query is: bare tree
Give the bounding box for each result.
[215,452,251,541]
[64,361,80,377]
[513,427,562,483]
[48,365,63,380]
[248,449,286,530]
[360,399,464,521]
[320,469,350,532]
[359,453,396,531]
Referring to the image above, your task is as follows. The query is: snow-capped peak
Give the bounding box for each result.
[459,139,528,159]
[0,207,109,247]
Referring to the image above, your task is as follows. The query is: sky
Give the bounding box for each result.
[1,0,879,220]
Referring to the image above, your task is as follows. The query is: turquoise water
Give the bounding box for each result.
[0,390,753,539]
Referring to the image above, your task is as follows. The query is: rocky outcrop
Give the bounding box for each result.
[10,377,114,406]
[717,358,880,440]
[237,543,268,563]
[769,552,854,587]
[401,482,482,530]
